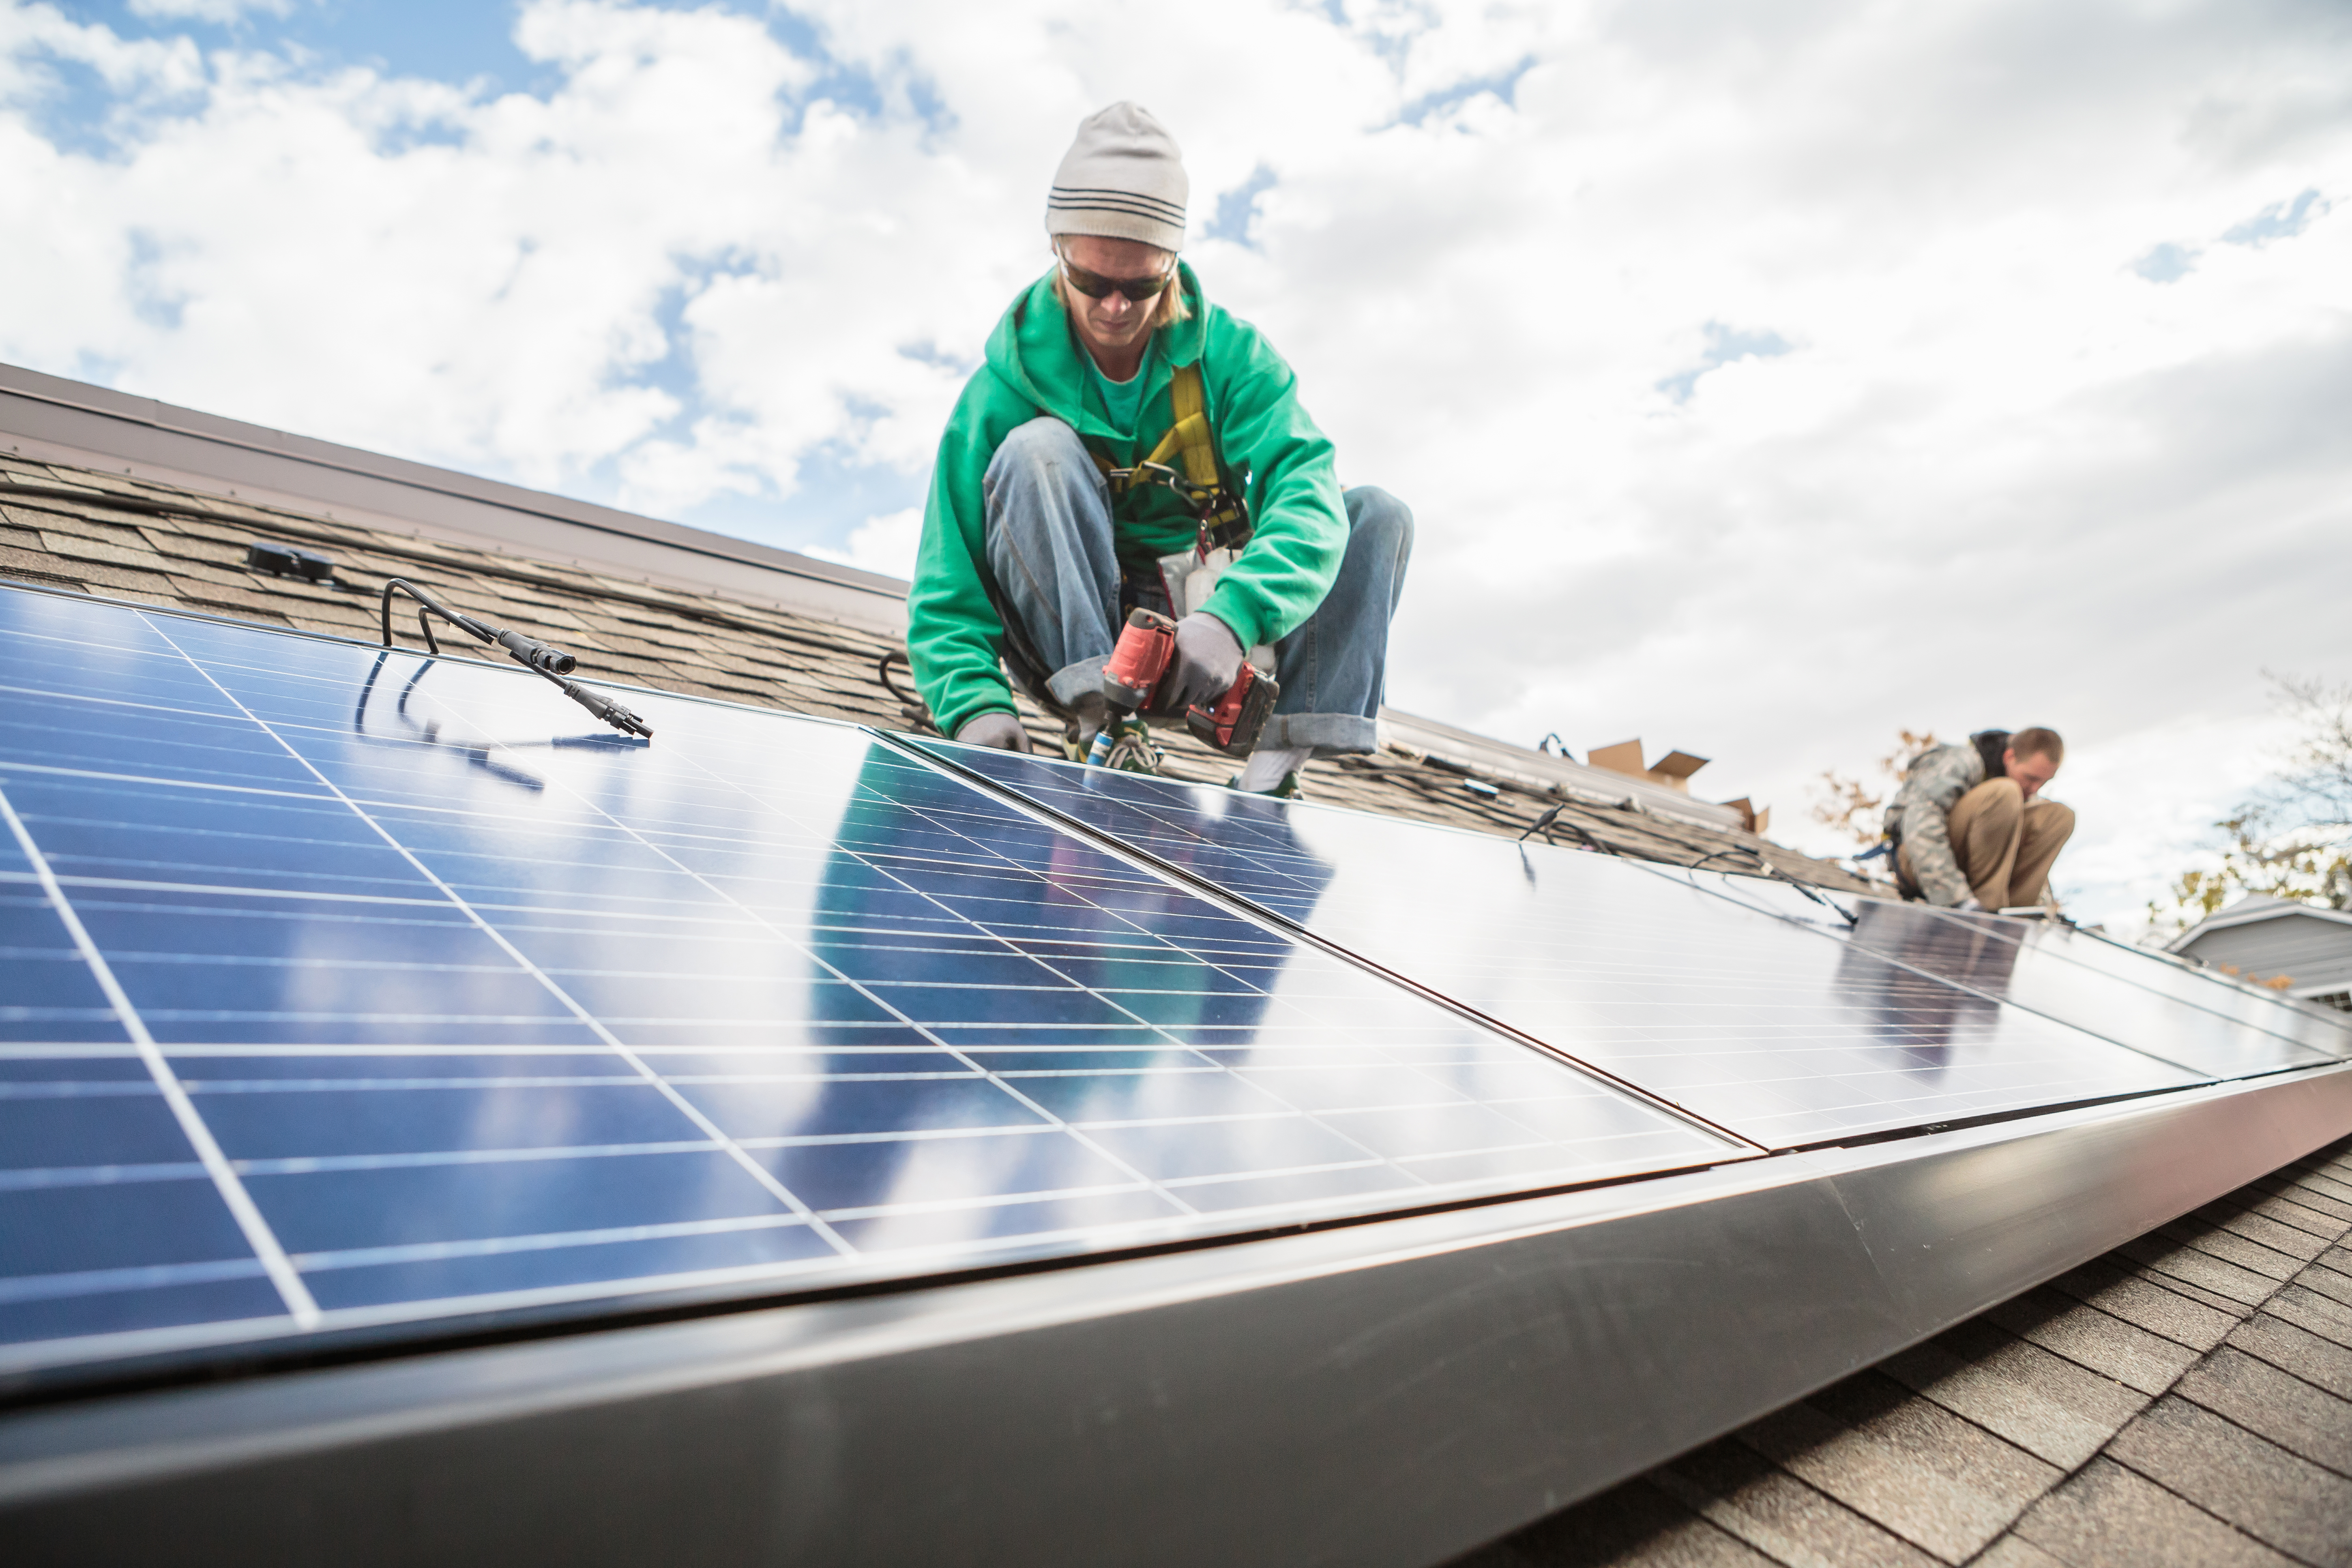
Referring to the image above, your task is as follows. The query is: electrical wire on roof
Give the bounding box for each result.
[1519,802,1621,855]
[378,578,651,739]
[877,651,941,734]
[1685,845,1767,877]
[0,482,214,521]
[1537,733,1569,756]
[1685,845,1858,927]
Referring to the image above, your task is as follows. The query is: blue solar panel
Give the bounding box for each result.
[1660,868,2350,1076]
[917,744,2214,1148]
[0,586,1736,1377]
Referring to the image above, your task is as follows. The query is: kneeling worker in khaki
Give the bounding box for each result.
[1885,728,2075,912]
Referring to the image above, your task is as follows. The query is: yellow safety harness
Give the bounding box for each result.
[1094,363,1251,556]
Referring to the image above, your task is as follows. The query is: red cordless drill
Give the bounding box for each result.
[1097,607,1279,757]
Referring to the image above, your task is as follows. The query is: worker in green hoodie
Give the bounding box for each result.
[906,102,1413,796]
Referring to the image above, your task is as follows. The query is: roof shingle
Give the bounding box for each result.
[1451,1136,2352,1568]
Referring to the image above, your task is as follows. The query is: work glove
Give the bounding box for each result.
[1166,612,1243,712]
[1956,897,1986,913]
[955,711,1033,753]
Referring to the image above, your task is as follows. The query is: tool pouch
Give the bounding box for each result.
[1156,547,1277,676]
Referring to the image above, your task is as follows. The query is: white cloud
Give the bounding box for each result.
[4,0,2350,929]
[128,0,294,21]
[804,506,923,580]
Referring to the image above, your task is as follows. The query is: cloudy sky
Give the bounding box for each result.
[4,0,2347,933]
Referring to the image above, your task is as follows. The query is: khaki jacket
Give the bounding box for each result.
[1885,742,1985,906]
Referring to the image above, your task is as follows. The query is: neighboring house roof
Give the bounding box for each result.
[0,360,1873,893]
[2170,896,2352,1004]
[1461,1135,2352,1568]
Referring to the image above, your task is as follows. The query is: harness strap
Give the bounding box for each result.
[1095,364,1251,552]
[1164,363,1219,492]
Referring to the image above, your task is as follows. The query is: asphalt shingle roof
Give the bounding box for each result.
[1453,1136,2352,1568]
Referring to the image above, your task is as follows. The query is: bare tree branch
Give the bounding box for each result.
[2148,673,2352,935]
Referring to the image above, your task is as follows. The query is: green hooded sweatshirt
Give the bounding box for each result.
[907,264,1348,741]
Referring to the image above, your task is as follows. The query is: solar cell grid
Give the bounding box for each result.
[0,587,1732,1377]
[918,744,2214,1148]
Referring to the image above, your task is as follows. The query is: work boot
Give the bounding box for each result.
[1227,769,1307,800]
[1089,713,1163,775]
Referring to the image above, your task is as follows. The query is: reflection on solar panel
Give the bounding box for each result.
[918,744,2211,1148]
[1673,867,2352,1069]
[0,586,1734,1377]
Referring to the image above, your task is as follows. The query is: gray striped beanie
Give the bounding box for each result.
[1045,102,1187,253]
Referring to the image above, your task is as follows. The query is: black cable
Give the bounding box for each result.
[1506,759,1861,924]
[0,482,219,521]
[876,652,940,734]
[1686,844,1858,926]
[1518,801,1623,856]
[379,578,651,739]
[1686,845,1768,877]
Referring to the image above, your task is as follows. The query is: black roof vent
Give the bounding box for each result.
[247,540,335,582]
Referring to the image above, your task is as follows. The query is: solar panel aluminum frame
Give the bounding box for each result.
[5,1062,2349,1568]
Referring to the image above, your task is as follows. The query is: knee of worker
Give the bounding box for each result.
[1966,776,2026,816]
[985,418,1092,511]
[2026,798,2076,847]
[985,418,1107,569]
[1343,486,1415,562]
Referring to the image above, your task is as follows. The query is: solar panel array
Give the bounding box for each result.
[7,583,2343,1384]
[919,746,2341,1146]
[0,587,1733,1380]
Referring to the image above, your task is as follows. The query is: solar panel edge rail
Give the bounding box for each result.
[0,581,1742,1390]
[4,1065,2350,1568]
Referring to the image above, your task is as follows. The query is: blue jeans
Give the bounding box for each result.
[983,417,1412,753]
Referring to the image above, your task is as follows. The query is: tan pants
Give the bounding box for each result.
[1902,779,2076,909]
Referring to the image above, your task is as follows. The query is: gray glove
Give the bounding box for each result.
[1166,612,1243,710]
[955,711,1032,753]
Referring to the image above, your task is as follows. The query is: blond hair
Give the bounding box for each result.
[1050,246,1191,331]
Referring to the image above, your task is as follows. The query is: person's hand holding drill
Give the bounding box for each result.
[1165,612,1243,712]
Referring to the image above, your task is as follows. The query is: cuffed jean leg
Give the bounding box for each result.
[1260,486,1413,755]
[983,418,1121,711]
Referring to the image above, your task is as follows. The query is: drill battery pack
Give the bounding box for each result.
[1184,660,1278,757]
[1099,606,1281,759]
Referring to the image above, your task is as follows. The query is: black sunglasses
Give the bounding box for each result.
[1057,250,1176,302]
